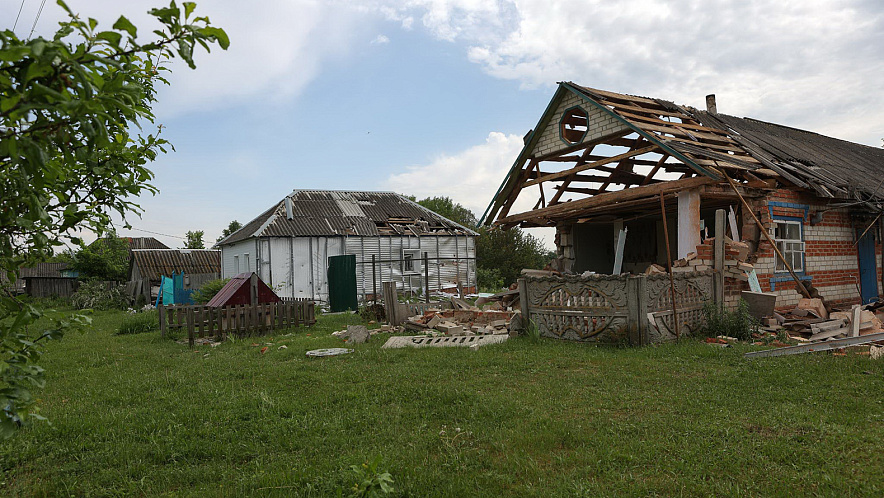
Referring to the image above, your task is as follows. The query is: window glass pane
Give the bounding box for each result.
[786,223,800,240]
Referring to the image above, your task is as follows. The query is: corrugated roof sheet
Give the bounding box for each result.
[19,263,72,279]
[695,112,884,200]
[218,190,477,245]
[126,237,170,250]
[130,249,221,281]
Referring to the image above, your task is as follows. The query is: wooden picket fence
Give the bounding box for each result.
[159,300,316,347]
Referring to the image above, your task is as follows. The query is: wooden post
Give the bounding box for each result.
[722,173,812,299]
[714,209,726,307]
[159,303,166,338]
[383,281,398,325]
[186,307,195,348]
[250,273,258,305]
[660,193,680,339]
[372,254,377,306]
[423,252,430,303]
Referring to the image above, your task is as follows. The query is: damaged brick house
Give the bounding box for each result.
[482,83,884,342]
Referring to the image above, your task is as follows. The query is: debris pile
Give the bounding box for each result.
[404,307,517,337]
[767,299,884,342]
[331,324,404,344]
[744,298,884,358]
[669,237,751,280]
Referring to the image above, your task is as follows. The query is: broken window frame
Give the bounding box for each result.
[773,219,805,273]
[402,249,421,274]
[559,105,589,145]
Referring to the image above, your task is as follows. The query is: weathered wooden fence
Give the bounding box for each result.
[159,300,316,347]
[519,270,716,345]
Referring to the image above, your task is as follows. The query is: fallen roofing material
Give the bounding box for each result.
[744,332,884,359]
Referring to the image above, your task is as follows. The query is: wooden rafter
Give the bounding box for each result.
[523,145,658,188]
[498,176,715,227]
[640,154,670,186]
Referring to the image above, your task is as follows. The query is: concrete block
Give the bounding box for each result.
[347,325,369,344]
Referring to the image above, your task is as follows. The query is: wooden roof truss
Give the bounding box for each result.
[488,83,782,228]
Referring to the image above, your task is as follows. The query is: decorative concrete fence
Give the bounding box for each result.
[518,270,718,345]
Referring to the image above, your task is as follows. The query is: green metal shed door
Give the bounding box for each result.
[327,254,358,312]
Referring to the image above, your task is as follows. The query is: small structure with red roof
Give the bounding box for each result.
[207,272,281,307]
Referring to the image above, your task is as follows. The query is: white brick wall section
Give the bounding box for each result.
[531,92,629,157]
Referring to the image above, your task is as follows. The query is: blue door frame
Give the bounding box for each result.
[857,229,878,304]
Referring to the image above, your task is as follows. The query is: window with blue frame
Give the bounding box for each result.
[773,219,804,273]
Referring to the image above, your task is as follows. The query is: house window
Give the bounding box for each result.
[402,250,420,274]
[244,253,250,272]
[560,106,589,144]
[774,220,804,273]
[234,255,239,273]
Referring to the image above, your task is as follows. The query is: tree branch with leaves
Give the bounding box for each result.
[0,0,228,439]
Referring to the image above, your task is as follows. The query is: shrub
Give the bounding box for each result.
[70,280,128,310]
[701,299,759,340]
[359,303,386,322]
[191,278,230,304]
[117,310,159,335]
[477,267,505,293]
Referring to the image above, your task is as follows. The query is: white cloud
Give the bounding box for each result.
[372,34,391,44]
[384,131,555,247]
[11,0,373,116]
[383,0,884,145]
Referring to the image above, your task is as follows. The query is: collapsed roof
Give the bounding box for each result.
[484,83,884,227]
[218,190,478,246]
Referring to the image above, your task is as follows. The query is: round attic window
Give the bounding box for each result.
[560,106,589,144]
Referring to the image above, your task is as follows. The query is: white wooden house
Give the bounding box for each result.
[215,190,478,303]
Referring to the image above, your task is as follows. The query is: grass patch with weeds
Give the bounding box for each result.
[1,306,883,496]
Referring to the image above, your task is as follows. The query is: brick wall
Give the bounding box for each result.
[532,91,630,158]
[739,189,881,308]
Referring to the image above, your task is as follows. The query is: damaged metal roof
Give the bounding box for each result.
[218,190,478,245]
[130,249,221,281]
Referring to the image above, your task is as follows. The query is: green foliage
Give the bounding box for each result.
[71,236,129,281]
[216,220,242,243]
[190,278,230,304]
[358,303,386,322]
[117,310,158,335]
[345,456,396,497]
[183,230,205,249]
[701,299,759,340]
[0,1,226,436]
[476,226,551,286]
[70,281,128,311]
[415,196,478,227]
[0,297,89,438]
[477,267,505,293]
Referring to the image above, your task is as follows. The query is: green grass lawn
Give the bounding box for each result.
[2,307,883,497]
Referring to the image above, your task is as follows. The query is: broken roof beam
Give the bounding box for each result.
[497,175,716,227]
[523,145,659,188]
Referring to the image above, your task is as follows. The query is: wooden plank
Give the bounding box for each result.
[613,108,732,135]
[577,85,659,105]
[186,307,195,348]
[198,307,205,338]
[852,305,862,337]
[498,176,715,226]
[524,145,658,188]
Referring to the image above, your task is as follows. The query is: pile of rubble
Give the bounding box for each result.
[331,324,404,344]
[405,308,517,337]
[765,298,884,342]
[647,237,753,279]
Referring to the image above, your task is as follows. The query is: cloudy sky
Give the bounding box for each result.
[5,0,883,249]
